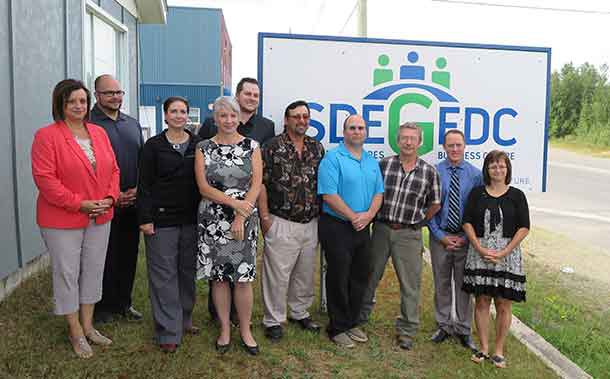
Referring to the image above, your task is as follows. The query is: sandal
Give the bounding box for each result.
[69,335,93,359]
[491,355,507,368]
[470,351,490,364]
[85,329,112,346]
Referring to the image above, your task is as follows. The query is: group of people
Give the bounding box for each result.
[32,74,529,369]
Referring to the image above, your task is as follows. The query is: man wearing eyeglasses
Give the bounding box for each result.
[258,100,325,342]
[427,130,481,351]
[90,74,144,324]
[360,122,441,351]
[317,114,384,348]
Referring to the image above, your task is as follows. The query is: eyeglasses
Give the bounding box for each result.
[97,90,125,97]
[288,114,310,121]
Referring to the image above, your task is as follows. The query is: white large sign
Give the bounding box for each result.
[258,33,551,192]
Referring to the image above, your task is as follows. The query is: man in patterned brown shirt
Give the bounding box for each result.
[258,100,325,342]
[360,122,441,351]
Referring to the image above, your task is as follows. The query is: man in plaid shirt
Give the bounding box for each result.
[360,122,441,351]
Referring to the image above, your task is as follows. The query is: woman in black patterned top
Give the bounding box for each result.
[195,96,263,355]
[462,150,530,369]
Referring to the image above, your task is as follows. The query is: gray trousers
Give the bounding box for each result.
[429,237,473,335]
[41,221,111,315]
[361,222,423,337]
[261,216,318,327]
[144,225,197,345]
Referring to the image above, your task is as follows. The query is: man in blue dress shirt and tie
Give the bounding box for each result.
[428,129,482,351]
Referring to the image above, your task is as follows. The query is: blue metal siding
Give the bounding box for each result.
[139,7,221,86]
[140,84,222,134]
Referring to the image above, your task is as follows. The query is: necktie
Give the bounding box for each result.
[447,167,461,233]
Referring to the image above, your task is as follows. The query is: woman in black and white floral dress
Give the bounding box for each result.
[195,96,262,355]
[462,150,530,369]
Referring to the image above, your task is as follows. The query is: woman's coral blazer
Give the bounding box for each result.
[31,120,120,228]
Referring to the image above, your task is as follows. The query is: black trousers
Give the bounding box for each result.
[319,214,373,338]
[96,206,140,314]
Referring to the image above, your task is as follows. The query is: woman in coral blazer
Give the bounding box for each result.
[31,79,120,359]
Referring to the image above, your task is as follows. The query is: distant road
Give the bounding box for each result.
[528,147,610,255]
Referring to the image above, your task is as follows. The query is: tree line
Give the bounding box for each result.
[550,62,610,147]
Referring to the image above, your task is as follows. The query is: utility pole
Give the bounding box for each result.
[357,0,367,37]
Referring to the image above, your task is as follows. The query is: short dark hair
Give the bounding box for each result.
[236,77,259,94]
[284,100,310,118]
[163,96,190,114]
[482,150,512,185]
[51,79,91,122]
[443,129,465,144]
[93,74,114,91]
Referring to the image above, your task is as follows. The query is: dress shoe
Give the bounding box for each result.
[215,340,230,354]
[397,335,414,350]
[122,306,143,321]
[240,337,259,356]
[288,317,321,332]
[456,333,478,351]
[430,328,451,343]
[264,325,283,342]
[93,310,115,324]
[160,343,177,353]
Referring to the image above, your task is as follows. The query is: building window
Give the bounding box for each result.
[186,107,201,134]
[84,1,130,113]
[139,106,156,141]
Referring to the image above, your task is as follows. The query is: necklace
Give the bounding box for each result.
[166,131,188,148]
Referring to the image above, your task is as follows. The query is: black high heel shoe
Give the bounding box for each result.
[240,336,259,356]
[215,339,230,354]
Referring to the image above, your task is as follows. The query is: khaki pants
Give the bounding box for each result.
[41,221,111,315]
[361,222,423,337]
[261,215,318,327]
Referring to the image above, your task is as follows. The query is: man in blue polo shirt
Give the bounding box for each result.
[428,129,481,351]
[317,114,384,348]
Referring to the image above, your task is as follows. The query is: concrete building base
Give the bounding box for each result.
[0,253,49,302]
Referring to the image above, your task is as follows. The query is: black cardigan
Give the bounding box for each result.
[462,185,530,238]
[137,130,201,227]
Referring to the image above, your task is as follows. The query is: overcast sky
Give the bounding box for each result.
[168,0,610,91]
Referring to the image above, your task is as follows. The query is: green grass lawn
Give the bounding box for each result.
[513,260,610,379]
[1,243,557,379]
[550,138,610,158]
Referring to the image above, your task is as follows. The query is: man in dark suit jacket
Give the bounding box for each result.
[198,77,275,145]
[198,77,276,323]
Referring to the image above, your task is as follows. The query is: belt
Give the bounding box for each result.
[321,213,351,225]
[381,221,420,230]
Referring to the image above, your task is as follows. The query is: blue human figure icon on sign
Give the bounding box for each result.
[432,57,450,89]
[373,54,393,86]
[400,51,425,80]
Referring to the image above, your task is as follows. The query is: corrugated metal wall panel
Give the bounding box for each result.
[12,0,67,264]
[0,0,19,279]
[139,7,222,86]
[140,84,222,134]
